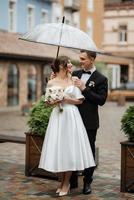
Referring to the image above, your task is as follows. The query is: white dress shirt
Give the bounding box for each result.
[81,66,96,84]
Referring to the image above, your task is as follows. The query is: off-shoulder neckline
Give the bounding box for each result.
[47,85,75,90]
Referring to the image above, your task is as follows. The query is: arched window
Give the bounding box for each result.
[43,64,52,93]
[27,65,37,102]
[7,64,19,106]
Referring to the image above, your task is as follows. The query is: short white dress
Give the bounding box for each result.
[39,85,95,172]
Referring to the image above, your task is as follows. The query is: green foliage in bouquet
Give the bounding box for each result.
[27,95,53,136]
[121,106,134,141]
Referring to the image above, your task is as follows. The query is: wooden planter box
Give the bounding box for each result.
[25,132,99,179]
[120,141,134,192]
[25,132,58,180]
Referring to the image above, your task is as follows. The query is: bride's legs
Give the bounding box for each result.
[56,172,65,193]
[60,171,72,192]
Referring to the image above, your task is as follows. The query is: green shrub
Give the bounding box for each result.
[121,106,134,141]
[27,95,53,136]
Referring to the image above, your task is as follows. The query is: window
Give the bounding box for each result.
[7,64,19,106]
[9,0,17,32]
[119,25,127,43]
[27,5,35,31]
[87,18,93,38]
[56,16,60,23]
[65,19,70,24]
[27,66,37,102]
[51,2,62,23]
[42,65,52,93]
[87,0,94,12]
[41,10,48,24]
[73,12,80,28]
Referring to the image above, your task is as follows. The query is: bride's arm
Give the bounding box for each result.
[63,97,83,105]
[46,99,62,106]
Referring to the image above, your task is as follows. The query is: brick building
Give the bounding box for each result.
[0,31,78,107]
[80,0,104,49]
[0,0,78,108]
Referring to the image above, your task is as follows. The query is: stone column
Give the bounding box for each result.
[18,62,28,106]
[36,64,42,100]
[128,61,134,82]
[0,61,8,107]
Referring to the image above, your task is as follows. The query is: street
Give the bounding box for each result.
[0,101,134,199]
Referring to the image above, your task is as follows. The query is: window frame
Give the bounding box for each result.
[87,0,94,12]
[118,24,128,44]
[41,9,48,24]
[8,0,17,32]
[27,4,35,32]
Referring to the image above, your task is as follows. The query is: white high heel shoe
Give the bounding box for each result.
[56,188,61,194]
[59,185,70,197]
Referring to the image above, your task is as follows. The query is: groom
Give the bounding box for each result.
[70,50,108,194]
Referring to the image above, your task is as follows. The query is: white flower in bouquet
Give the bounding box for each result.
[45,88,64,112]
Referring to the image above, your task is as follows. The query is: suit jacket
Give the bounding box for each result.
[72,69,108,130]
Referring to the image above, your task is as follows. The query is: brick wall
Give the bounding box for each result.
[0,61,8,107]
[80,0,104,49]
[0,59,47,108]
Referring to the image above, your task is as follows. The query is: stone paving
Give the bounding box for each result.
[0,102,134,200]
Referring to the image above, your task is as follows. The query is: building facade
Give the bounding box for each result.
[103,0,134,89]
[1,0,133,108]
[0,0,53,33]
[80,0,104,49]
[0,0,77,108]
[59,0,80,27]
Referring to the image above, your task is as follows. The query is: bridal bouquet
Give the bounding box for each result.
[44,87,64,112]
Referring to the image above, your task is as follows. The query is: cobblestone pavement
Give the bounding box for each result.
[0,102,134,200]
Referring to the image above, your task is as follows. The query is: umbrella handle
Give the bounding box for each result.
[56,46,60,59]
[56,16,65,59]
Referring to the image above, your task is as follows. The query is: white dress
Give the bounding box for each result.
[39,85,95,172]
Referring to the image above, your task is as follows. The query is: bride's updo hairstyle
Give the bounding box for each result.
[51,56,70,73]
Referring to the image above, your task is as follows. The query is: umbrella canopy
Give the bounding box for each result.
[20,22,99,55]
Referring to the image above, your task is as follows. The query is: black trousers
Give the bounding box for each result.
[70,129,97,187]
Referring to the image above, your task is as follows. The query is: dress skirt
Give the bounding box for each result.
[39,103,95,173]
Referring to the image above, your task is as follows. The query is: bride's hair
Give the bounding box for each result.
[51,56,70,73]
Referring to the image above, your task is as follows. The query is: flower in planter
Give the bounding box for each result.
[27,95,53,136]
[121,105,134,141]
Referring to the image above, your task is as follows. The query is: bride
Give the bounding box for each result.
[39,56,95,196]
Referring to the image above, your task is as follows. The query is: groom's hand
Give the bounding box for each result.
[74,79,86,91]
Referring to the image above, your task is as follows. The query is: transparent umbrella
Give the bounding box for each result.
[20,17,99,58]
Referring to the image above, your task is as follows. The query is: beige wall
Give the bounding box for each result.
[103,8,134,54]
[103,5,134,81]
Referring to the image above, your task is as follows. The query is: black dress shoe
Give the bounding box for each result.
[83,183,92,195]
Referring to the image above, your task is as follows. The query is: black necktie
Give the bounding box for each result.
[82,70,91,75]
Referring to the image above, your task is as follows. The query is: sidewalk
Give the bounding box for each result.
[0,102,134,199]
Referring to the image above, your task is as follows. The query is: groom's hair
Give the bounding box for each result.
[80,50,97,60]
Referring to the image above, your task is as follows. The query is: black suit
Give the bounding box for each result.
[70,69,108,186]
